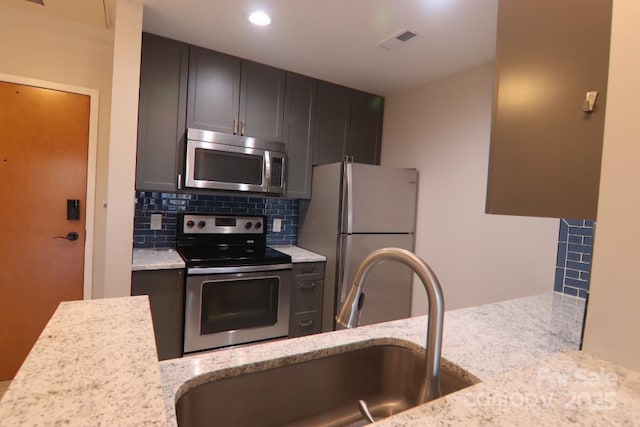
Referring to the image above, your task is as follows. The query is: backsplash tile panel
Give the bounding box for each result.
[554,219,594,299]
[134,192,298,248]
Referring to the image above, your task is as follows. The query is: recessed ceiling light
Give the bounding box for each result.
[248,11,271,26]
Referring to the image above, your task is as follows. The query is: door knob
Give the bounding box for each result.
[53,232,79,241]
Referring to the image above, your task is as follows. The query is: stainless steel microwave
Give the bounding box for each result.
[185,128,286,195]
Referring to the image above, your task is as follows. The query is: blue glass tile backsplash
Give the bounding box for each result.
[134,192,298,248]
[554,219,595,299]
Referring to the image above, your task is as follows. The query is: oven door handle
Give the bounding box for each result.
[187,263,293,275]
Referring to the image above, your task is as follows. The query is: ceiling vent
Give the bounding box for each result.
[24,0,45,4]
[378,29,418,50]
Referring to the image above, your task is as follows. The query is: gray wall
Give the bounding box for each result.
[380,61,558,314]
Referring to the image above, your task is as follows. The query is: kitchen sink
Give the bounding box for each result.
[175,343,478,427]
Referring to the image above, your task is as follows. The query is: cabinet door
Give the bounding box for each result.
[486,0,612,219]
[239,61,286,141]
[347,90,384,165]
[136,33,189,191]
[187,47,241,135]
[131,269,184,361]
[313,81,351,165]
[291,280,324,315]
[283,73,316,199]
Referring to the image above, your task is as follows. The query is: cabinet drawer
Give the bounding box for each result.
[292,262,324,282]
[291,280,323,315]
[289,314,322,338]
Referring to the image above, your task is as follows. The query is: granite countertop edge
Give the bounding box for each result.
[132,248,185,271]
[131,245,325,271]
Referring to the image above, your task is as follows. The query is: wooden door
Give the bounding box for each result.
[0,81,89,380]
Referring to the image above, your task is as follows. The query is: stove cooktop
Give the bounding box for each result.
[175,213,291,269]
[177,246,291,268]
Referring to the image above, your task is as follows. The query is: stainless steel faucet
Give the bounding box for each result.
[336,247,445,403]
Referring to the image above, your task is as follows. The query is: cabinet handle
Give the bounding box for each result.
[233,119,238,135]
[177,173,182,190]
[300,282,316,290]
[298,320,314,328]
[241,120,245,136]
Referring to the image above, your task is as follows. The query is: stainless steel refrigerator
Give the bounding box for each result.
[298,162,418,332]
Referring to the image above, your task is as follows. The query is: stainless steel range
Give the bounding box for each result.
[176,213,292,353]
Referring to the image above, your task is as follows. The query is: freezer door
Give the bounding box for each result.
[337,233,414,326]
[341,163,418,234]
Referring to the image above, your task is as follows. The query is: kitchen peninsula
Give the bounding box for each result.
[1,293,639,426]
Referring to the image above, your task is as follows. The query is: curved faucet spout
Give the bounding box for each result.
[335,247,445,402]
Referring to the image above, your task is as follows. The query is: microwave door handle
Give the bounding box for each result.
[263,151,272,193]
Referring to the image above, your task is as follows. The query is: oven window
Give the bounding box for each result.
[194,148,263,185]
[200,277,279,335]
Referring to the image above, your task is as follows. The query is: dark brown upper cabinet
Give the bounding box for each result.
[313,81,351,165]
[136,33,189,192]
[313,81,384,166]
[348,90,384,165]
[187,46,286,142]
[486,0,612,220]
[283,73,317,199]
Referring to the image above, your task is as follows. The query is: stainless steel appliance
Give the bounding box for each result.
[185,128,286,195]
[298,162,418,331]
[176,213,292,353]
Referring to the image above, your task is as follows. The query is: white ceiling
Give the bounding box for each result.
[142,0,499,96]
[0,0,499,96]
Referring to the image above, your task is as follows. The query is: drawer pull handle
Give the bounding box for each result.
[300,283,316,290]
[298,320,314,327]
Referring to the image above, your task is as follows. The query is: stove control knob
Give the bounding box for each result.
[198,221,206,229]
[255,222,262,229]
[245,221,253,229]
[186,220,195,228]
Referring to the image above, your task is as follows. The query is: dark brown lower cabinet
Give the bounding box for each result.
[131,269,184,360]
[289,262,325,338]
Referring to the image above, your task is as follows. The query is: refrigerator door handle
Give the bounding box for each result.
[341,162,354,234]
[337,234,353,305]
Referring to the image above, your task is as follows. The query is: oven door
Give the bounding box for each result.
[184,267,292,353]
[185,139,269,193]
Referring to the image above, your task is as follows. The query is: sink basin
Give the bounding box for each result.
[176,344,477,427]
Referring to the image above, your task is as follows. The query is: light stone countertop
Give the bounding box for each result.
[270,245,326,262]
[374,349,640,426]
[132,248,185,271]
[0,297,166,427]
[4,292,638,426]
[131,246,322,270]
[156,292,636,427]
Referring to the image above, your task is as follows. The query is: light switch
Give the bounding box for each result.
[273,218,282,233]
[150,213,162,230]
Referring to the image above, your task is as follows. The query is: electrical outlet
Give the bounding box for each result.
[273,218,282,233]
[150,213,162,230]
